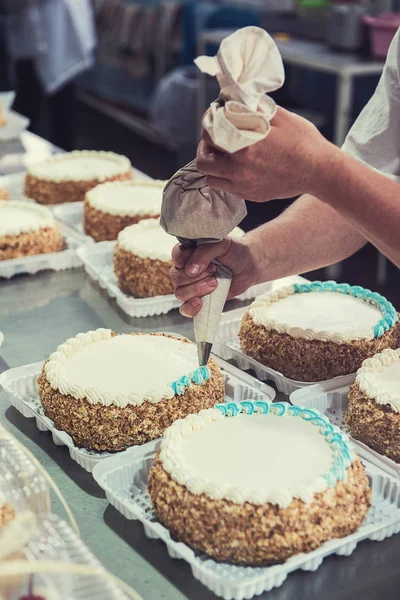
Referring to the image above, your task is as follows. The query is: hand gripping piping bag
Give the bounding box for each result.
[161,27,284,365]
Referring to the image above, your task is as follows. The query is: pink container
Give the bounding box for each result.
[364,14,400,58]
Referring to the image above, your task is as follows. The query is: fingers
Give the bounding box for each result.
[197,139,231,179]
[171,243,192,269]
[180,298,202,318]
[175,275,218,303]
[181,238,232,277]
[205,175,234,192]
[170,263,216,288]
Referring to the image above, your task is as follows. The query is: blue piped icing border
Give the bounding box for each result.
[292,280,398,338]
[215,400,356,489]
[169,366,210,396]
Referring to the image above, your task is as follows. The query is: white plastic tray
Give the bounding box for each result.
[0,223,88,279]
[2,171,28,200]
[213,304,357,396]
[3,513,131,600]
[291,381,400,481]
[77,241,276,319]
[93,444,400,600]
[0,357,275,473]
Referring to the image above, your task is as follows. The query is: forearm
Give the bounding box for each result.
[245,193,366,283]
[312,146,400,266]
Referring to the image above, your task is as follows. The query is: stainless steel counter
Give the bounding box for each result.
[0,135,399,600]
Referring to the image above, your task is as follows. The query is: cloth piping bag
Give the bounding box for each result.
[161,27,285,365]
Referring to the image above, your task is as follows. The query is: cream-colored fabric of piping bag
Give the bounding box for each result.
[161,27,284,353]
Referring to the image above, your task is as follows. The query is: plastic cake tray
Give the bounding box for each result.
[291,381,400,481]
[212,304,357,396]
[76,242,276,319]
[0,223,90,279]
[0,357,275,474]
[93,444,400,600]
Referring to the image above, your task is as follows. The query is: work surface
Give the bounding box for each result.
[0,133,399,600]
[1,265,399,600]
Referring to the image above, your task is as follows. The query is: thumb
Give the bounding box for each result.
[185,238,232,276]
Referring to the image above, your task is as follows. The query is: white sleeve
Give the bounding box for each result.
[342,29,400,182]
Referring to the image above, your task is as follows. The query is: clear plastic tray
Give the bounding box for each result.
[53,201,87,237]
[93,444,400,600]
[77,241,181,317]
[77,241,275,319]
[0,425,51,517]
[213,304,357,396]
[0,513,132,600]
[0,357,275,473]
[291,381,400,481]
[0,224,87,279]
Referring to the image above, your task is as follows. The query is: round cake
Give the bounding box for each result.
[346,348,400,462]
[148,400,371,566]
[113,218,177,297]
[84,179,165,241]
[24,151,133,205]
[0,176,8,200]
[0,201,64,261]
[37,330,225,452]
[114,219,245,298]
[239,281,400,382]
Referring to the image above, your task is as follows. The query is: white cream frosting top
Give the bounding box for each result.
[86,180,165,216]
[117,218,244,263]
[117,218,177,262]
[0,200,57,237]
[44,330,201,408]
[356,348,400,413]
[160,409,333,508]
[27,151,131,182]
[249,285,383,343]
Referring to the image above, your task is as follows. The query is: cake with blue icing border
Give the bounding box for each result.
[239,281,400,382]
[37,330,224,452]
[347,348,400,462]
[148,400,371,565]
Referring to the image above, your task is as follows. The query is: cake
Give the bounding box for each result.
[346,348,400,462]
[114,219,245,298]
[0,176,8,200]
[148,400,371,566]
[0,201,64,261]
[24,151,133,205]
[37,330,224,452]
[239,281,400,382]
[84,179,165,241]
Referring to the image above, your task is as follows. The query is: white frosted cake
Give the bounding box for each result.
[0,200,64,261]
[240,281,400,381]
[24,151,133,204]
[37,330,224,451]
[148,401,371,566]
[84,180,165,241]
[114,218,244,298]
[347,348,400,462]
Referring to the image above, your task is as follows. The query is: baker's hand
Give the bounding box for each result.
[197,107,332,201]
[170,237,258,317]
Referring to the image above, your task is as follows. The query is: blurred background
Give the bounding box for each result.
[0,0,398,299]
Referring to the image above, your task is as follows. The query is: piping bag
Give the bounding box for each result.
[161,27,284,367]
